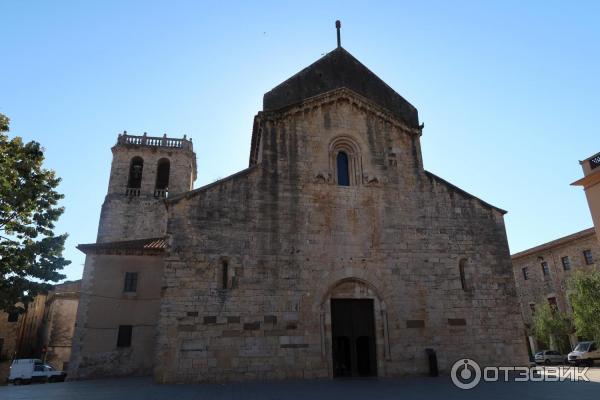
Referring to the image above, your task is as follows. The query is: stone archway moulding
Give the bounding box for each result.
[315,270,392,366]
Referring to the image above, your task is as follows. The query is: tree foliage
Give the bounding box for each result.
[0,113,69,313]
[568,269,600,342]
[532,301,572,347]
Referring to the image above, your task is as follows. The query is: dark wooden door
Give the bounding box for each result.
[331,299,377,377]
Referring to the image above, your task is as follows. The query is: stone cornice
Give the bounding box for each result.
[511,227,596,260]
[258,87,423,137]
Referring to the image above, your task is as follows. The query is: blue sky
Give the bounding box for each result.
[1,1,598,281]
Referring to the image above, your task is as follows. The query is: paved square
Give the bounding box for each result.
[1,375,599,400]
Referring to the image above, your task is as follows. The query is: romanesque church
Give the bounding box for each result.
[69,36,527,382]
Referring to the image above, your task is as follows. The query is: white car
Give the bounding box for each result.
[534,350,565,365]
[568,341,600,366]
[8,358,67,385]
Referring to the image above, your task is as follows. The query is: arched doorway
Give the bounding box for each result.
[319,278,389,379]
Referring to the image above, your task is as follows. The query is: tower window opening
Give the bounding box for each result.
[337,151,350,186]
[154,158,170,198]
[459,258,468,291]
[127,157,144,196]
[222,261,229,289]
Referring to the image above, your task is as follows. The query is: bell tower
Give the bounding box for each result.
[97,132,197,243]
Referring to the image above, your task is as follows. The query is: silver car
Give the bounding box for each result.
[568,341,599,366]
[534,350,565,365]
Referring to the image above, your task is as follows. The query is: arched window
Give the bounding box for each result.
[329,136,362,186]
[459,258,468,291]
[127,157,144,189]
[154,158,170,197]
[336,151,350,186]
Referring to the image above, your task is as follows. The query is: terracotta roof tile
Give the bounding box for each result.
[77,237,166,254]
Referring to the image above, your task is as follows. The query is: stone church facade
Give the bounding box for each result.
[70,45,527,382]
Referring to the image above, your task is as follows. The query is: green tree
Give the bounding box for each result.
[532,301,572,348]
[568,269,600,342]
[0,113,69,313]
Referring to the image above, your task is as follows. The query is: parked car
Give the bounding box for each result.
[8,359,67,385]
[568,341,600,366]
[534,350,566,365]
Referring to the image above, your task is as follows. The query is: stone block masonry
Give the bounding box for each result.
[153,88,528,383]
[72,44,528,383]
[97,134,196,243]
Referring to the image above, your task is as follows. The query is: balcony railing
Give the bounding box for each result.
[117,132,192,151]
[154,189,168,198]
[590,153,600,170]
[125,188,170,198]
[125,187,141,197]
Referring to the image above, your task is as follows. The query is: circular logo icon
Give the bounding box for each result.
[451,358,481,389]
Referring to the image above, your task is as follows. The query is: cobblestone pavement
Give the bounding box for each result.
[1,374,599,400]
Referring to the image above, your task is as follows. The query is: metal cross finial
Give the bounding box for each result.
[335,20,341,48]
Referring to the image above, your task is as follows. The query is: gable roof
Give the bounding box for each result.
[263,47,419,128]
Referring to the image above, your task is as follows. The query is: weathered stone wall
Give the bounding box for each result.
[16,293,47,358]
[42,280,81,371]
[0,281,80,382]
[154,90,527,383]
[512,230,599,329]
[97,142,196,243]
[0,312,22,383]
[97,197,167,243]
[69,254,163,379]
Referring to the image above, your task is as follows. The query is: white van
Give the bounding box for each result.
[568,341,600,366]
[8,358,67,385]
